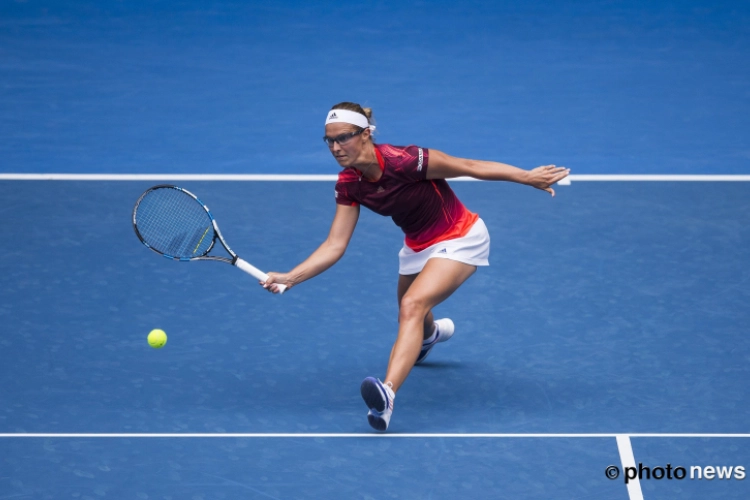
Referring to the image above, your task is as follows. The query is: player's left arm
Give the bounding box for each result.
[427,149,570,196]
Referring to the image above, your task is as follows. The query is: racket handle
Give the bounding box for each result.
[234,258,287,294]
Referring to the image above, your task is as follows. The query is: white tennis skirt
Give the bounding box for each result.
[398,218,490,275]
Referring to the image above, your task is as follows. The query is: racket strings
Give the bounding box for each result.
[135,188,215,258]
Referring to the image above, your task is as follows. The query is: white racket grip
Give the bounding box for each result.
[234,258,287,294]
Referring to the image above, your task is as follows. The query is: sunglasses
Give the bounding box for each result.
[323,129,365,147]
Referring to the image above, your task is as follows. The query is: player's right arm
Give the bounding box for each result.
[263,203,360,293]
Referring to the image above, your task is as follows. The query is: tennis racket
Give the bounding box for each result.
[132,185,286,294]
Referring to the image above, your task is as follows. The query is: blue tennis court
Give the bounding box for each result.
[1,1,749,499]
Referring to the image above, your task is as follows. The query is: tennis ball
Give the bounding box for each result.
[148,329,167,349]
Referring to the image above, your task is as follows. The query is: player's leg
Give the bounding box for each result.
[397,273,434,341]
[386,257,476,392]
[361,258,474,430]
[362,219,489,430]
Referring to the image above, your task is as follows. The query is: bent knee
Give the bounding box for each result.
[398,294,430,322]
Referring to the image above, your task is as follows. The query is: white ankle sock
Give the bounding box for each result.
[423,323,438,344]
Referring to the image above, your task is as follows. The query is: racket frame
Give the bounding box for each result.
[132,185,286,293]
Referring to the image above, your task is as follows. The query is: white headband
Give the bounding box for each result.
[325,109,376,131]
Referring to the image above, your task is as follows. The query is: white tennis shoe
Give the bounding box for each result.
[415,318,455,365]
[360,377,395,432]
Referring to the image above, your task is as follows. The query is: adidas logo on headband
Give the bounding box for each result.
[325,108,374,130]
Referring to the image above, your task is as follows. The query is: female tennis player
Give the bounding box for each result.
[263,102,569,431]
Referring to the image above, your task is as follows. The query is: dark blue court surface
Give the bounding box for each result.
[2,0,749,498]
[2,437,630,499]
[1,181,749,498]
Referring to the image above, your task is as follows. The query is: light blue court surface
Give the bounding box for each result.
[2,0,750,498]
[1,0,749,175]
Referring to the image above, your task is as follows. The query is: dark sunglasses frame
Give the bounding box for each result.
[323,129,365,147]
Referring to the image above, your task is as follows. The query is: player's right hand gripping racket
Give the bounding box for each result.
[132,185,286,294]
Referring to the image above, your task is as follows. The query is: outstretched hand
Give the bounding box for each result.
[526,165,570,196]
[261,272,292,294]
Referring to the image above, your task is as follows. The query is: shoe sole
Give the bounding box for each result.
[360,377,387,413]
[367,411,388,431]
[415,347,433,364]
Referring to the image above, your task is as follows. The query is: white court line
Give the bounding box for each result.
[5,432,745,500]
[0,174,749,181]
[570,174,750,182]
[1,433,748,438]
[617,435,645,500]
[0,174,339,181]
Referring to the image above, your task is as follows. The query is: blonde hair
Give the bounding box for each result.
[330,102,375,129]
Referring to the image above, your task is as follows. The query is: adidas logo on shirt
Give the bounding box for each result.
[437,248,447,254]
[376,186,385,193]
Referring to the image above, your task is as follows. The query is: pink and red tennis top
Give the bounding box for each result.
[334,144,478,252]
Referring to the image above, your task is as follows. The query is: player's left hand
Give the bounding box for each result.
[526,165,570,196]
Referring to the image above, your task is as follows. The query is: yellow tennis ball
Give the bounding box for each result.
[148,329,167,349]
